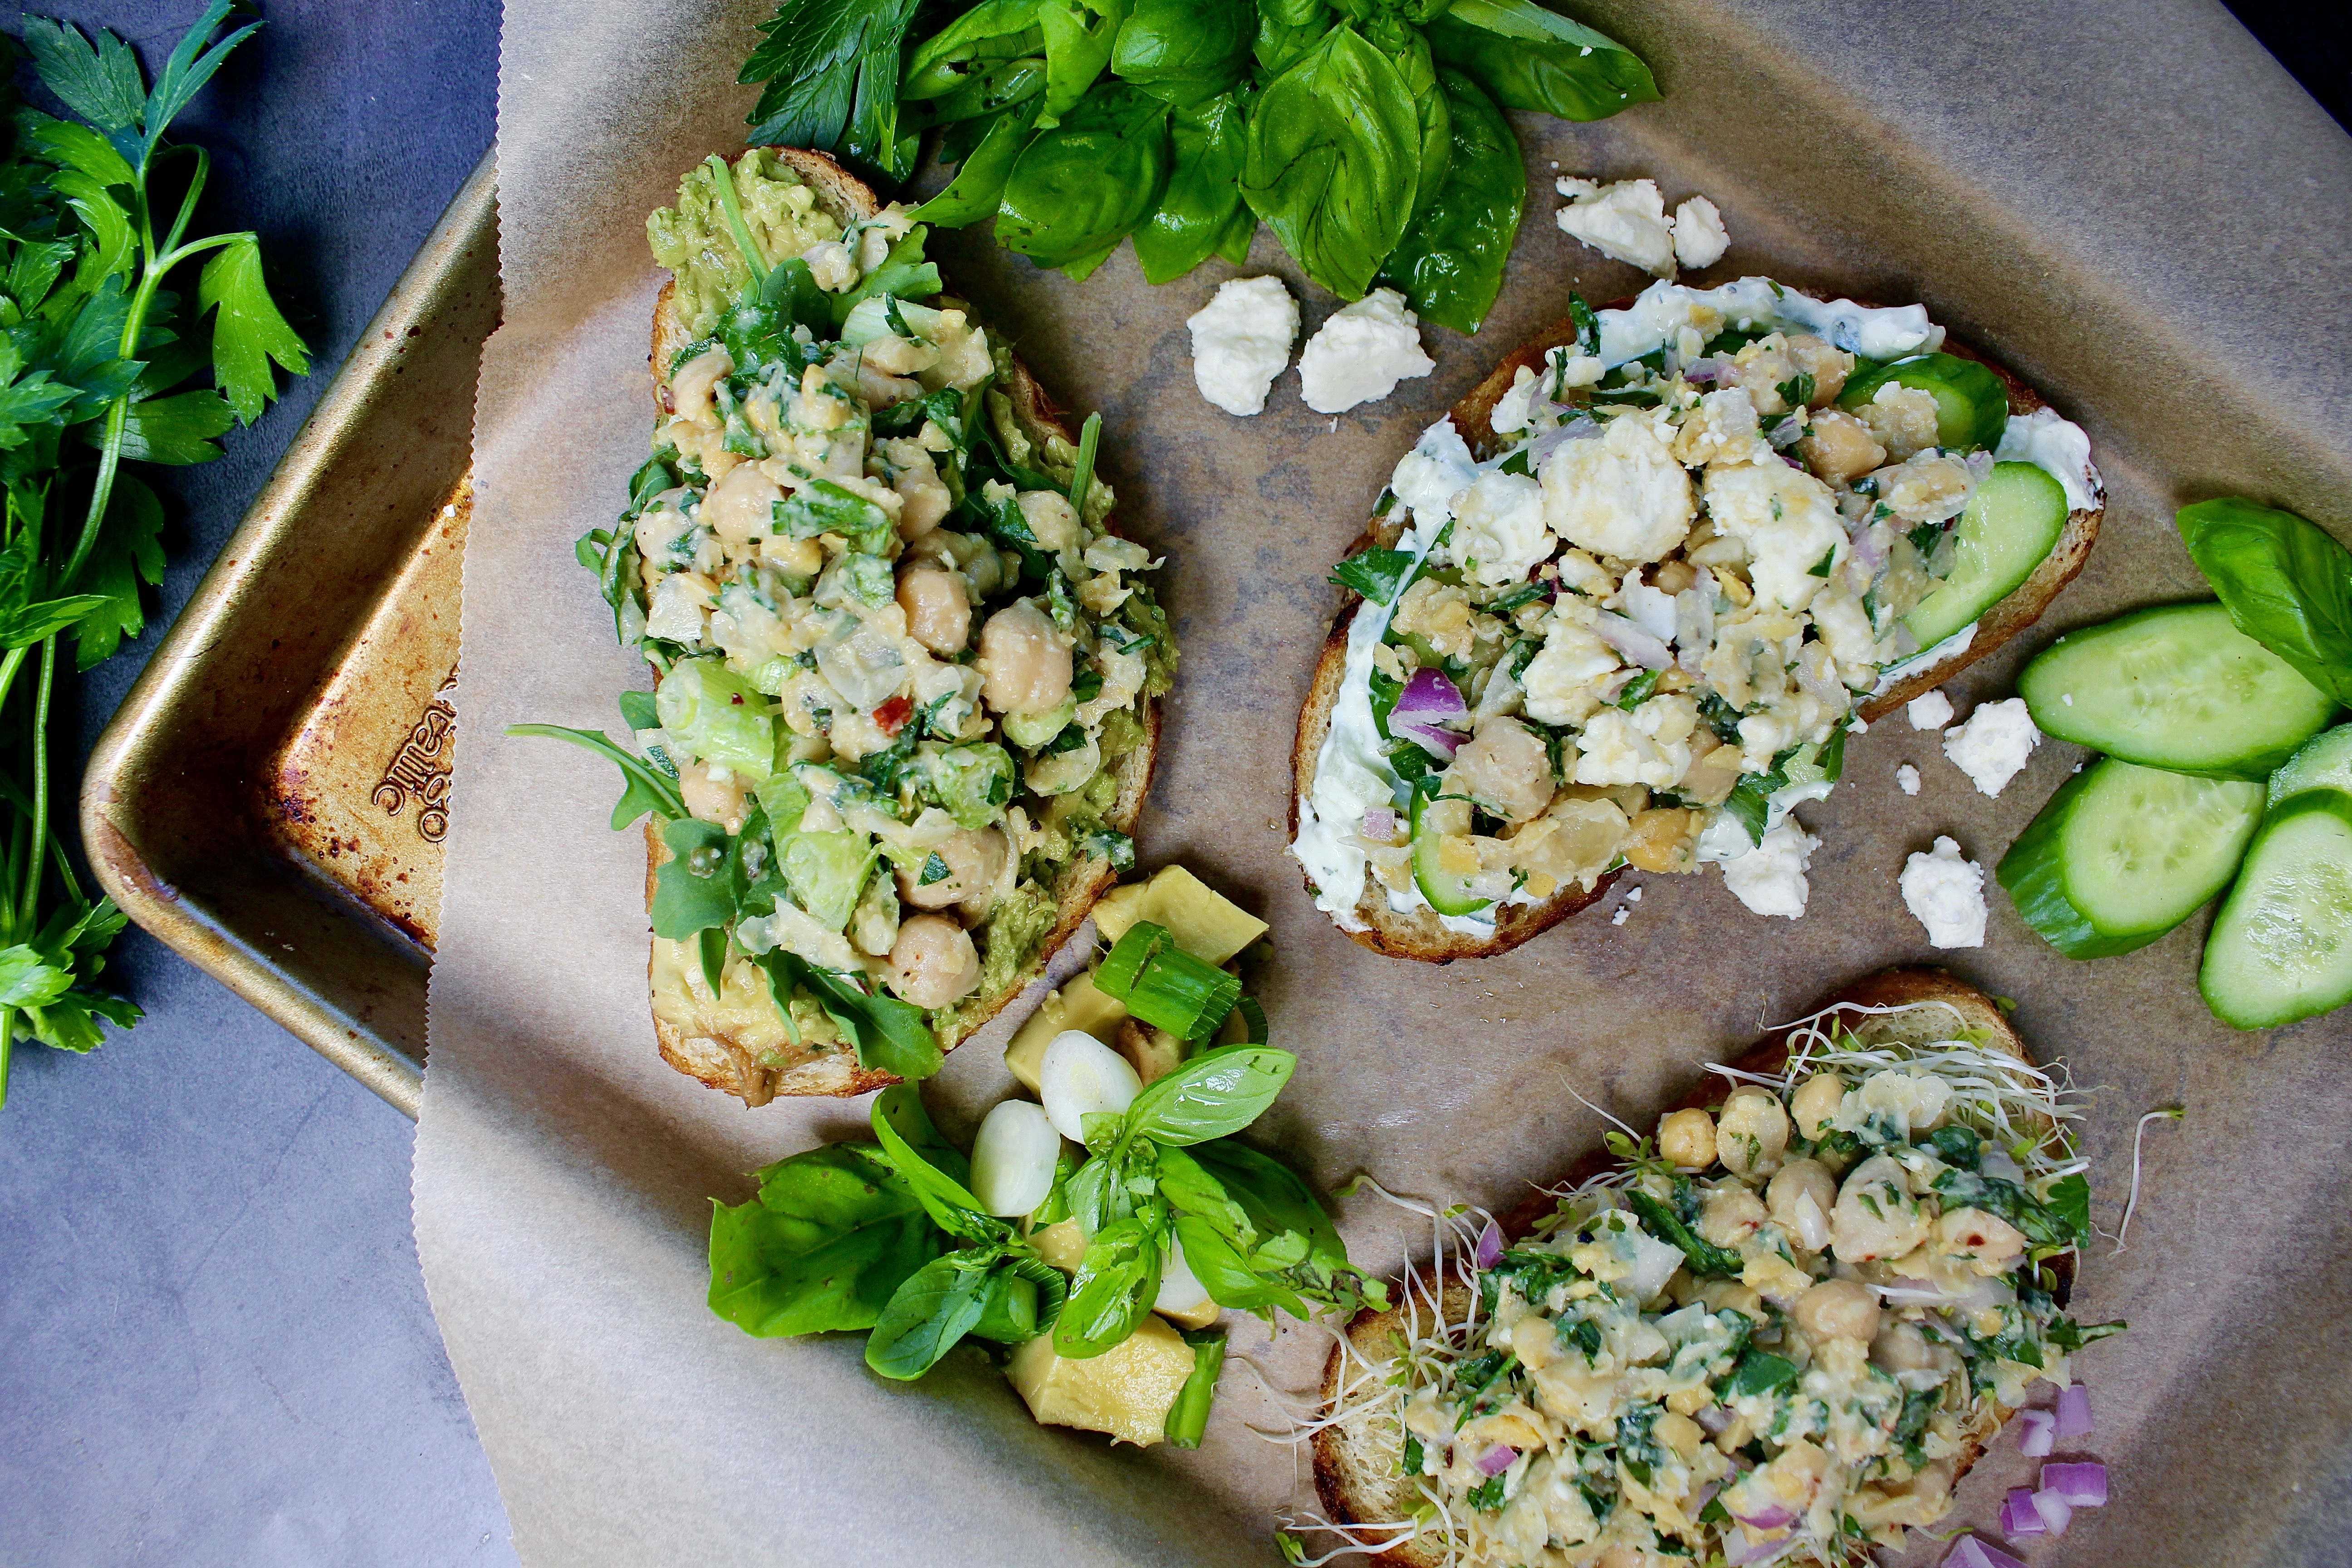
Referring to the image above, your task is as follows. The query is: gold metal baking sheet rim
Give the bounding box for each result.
[79,154,497,1120]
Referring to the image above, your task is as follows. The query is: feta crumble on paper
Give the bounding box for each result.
[1720,818,1819,919]
[1556,179,1732,279]
[1186,276,1298,416]
[1897,763,1921,796]
[1943,697,2041,797]
[1297,289,1433,414]
[1901,836,1988,948]
[1906,690,1953,730]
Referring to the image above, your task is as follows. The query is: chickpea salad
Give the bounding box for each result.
[1292,277,2102,935]
[1313,1000,2119,1568]
[529,152,1175,1093]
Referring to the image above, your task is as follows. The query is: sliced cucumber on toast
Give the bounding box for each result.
[2020,602,2340,779]
[1410,789,1490,918]
[1904,461,2070,650]
[1998,759,2264,958]
[2200,792,2352,1029]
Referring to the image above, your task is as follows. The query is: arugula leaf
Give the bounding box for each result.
[765,949,945,1081]
[2178,497,2352,704]
[709,1142,944,1336]
[1329,547,1416,605]
[505,722,686,829]
[196,235,310,423]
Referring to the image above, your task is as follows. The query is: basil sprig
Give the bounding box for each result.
[740,0,1656,332]
[2178,498,2352,706]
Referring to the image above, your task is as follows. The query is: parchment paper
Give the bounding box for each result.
[416,1,2352,1562]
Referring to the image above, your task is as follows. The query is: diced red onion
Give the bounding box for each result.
[2017,1408,2056,1457]
[1846,520,1890,577]
[1594,667,1639,703]
[1361,807,1396,841]
[2042,1461,2108,1506]
[1685,358,1722,384]
[1392,666,1468,760]
[1778,452,1803,469]
[1690,1476,1726,1512]
[1525,415,1602,469]
[2054,1382,2094,1438]
[1474,1220,1503,1270]
[1943,1536,2029,1568]
[1723,1529,1794,1567]
[2030,1488,2073,1536]
[1592,610,1672,671]
[1477,1443,1517,1476]
[1392,720,1462,760]
[1965,449,1995,483]
[2001,1488,2043,1536]
[1695,1403,1734,1436]
[1732,1504,1797,1531]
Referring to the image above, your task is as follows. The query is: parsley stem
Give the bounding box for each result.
[0,1008,13,1109]
[23,637,55,931]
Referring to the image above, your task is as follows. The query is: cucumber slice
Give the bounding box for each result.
[1410,789,1490,917]
[2269,723,2352,808]
[1997,759,2263,957]
[1903,462,2069,649]
[2019,603,2341,779]
[1837,353,2011,451]
[2200,792,2352,1029]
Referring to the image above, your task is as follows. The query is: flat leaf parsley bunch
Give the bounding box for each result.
[741,0,1657,332]
[0,3,307,1104]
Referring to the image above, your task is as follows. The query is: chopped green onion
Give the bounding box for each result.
[1069,410,1102,518]
[1163,1327,1227,1448]
[1093,921,1241,1040]
[706,154,770,292]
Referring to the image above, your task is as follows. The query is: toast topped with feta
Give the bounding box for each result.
[616,149,1169,1104]
[1290,279,2102,959]
[1308,968,2110,1568]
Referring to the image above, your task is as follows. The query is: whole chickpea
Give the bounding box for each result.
[700,462,783,558]
[1936,1206,2027,1276]
[976,599,1073,715]
[676,760,751,833]
[897,564,972,655]
[1766,1159,1838,1248]
[1658,1107,1717,1170]
[1715,1085,1791,1177]
[1794,1278,1881,1343]
[1790,1072,1848,1139]
[887,914,981,1009]
[897,827,1008,911]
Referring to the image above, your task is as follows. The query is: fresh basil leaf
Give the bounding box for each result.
[1377,69,1523,334]
[910,101,1042,227]
[2178,497,2352,704]
[708,1142,944,1336]
[903,0,1046,99]
[1329,546,1416,605]
[1726,1348,1799,1397]
[1054,1215,1164,1358]
[866,1248,998,1379]
[969,1262,1042,1342]
[1038,0,1132,120]
[1123,1045,1296,1146]
[1240,24,1421,302]
[996,82,1171,268]
[1173,1212,1309,1317]
[869,1088,1004,1238]
[1426,0,1659,122]
[1130,92,1250,285]
[1153,1143,1258,1246]
[1393,33,1452,226]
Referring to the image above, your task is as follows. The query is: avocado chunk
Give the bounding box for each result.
[1004,969,1128,1092]
[1090,866,1267,965]
[1007,1315,1197,1446]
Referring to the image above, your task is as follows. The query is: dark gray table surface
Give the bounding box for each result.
[0,4,512,1565]
[0,4,2340,1567]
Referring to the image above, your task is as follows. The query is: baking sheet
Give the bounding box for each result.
[414,1,2352,1562]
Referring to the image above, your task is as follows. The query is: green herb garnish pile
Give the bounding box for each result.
[0,4,306,1104]
[739,0,1658,332]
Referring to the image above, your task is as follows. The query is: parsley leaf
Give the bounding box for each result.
[1329,547,1416,605]
[197,234,311,423]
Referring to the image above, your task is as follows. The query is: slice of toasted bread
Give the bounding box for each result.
[643,148,1158,1107]
[1292,302,2104,962]
[1311,968,2067,1568]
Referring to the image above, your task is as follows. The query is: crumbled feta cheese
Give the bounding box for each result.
[1699,462,1845,610]
[1573,699,1694,788]
[1542,409,1693,563]
[1556,177,1677,277]
[1619,577,1680,643]
[1943,697,2041,797]
[1906,690,1953,730]
[1451,471,1553,587]
[1297,288,1433,414]
[1671,196,1730,270]
[1625,886,1643,903]
[1186,276,1298,416]
[1719,818,1819,919]
[1612,905,1632,926]
[1520,622,1620,725]
[1901,835,1987,947]
[1896,763,1921,796]
[1390,417,1479,527]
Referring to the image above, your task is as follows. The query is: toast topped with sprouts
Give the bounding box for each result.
[1307,969,2117,1568]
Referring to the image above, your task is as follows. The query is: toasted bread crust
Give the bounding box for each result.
[642,149,1158,1106]
[1291,302,2104,962]
[1310,969,2067,1567]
